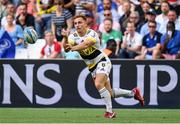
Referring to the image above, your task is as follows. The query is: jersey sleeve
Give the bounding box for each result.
[85,30,97,43]
[68,34,76,45]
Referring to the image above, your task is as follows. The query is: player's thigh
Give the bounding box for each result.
[96,61,112,75]
[94,73,108,89]
[94,61,112,89]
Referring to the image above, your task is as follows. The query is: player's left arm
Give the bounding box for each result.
[71,37,96,51]
[62,29,71,52]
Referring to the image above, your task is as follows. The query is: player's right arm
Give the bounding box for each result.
[70,37,95,51]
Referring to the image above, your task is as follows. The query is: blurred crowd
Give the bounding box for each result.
[0,0,180,59]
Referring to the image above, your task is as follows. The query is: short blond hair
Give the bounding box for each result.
[73,14,87,21]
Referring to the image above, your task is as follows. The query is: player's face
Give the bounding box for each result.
[74,17,87,33]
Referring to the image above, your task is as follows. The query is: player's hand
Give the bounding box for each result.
[64,44,72,52]
[61,29,69,38]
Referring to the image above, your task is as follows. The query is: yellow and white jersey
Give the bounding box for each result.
[68,29,106,71]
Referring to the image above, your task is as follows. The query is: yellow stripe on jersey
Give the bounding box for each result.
[79,46,97,56]
[68,39,75,45]
[85,37,96,43]
[87,63,97,69]
[85,53,104,69]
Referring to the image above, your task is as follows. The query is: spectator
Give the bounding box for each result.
[116,0,125,18]
[35,0,56,38]
[98,0,119,24]
[128,11,143,32]
[40,30,62,59]
[99,9,120,33]
[147,0,159,11]
[115,0,135,19]
[140,9,160,36]
[155,0,174,14]
[85,11,99,32]
[101,18,123,56]
[103,39,118,58]
[135,21,162,59]
[63,0,76,16]
[153,21,180,59]
[16,3,35,29]
[74,0,96,16]
[134,0,146,15]
[167,10,180,31]
[119,21,142,59]
[140,2,151,23]
[0,14,24,49]
[155,1,170,34]
[119,1,131,34]
[0,13,25,58]
[16,0,37,16]
[16,0,37,15]
[0,0,9,22]
[135,1,151,23]
[1,3,16,27]
[51,0,73,42]
[27,0,37,16]
[98,0,117,13]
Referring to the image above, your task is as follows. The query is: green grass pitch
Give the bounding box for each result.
[0,108,180,123]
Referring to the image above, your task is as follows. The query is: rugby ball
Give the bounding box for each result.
[24,27,38,44]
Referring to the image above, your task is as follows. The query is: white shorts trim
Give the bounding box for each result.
[91,58,112,78]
